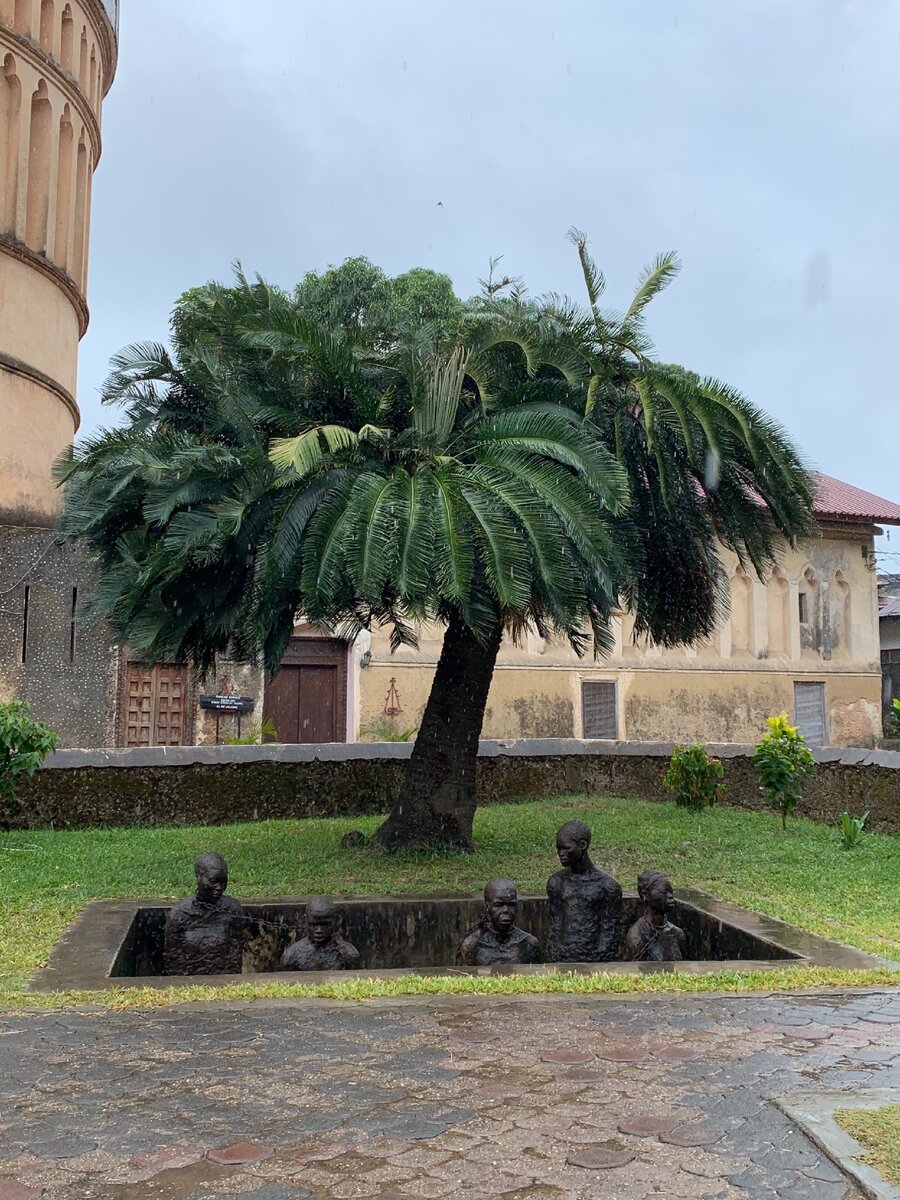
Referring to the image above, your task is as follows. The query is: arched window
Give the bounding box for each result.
[39,0,55,52]
[730,566,752,656]
[25,79,52,253]
[766,567,790,657]
[54,102,73,270]
[88,44,96,106]
[1,54,22,234]
[60,4,74,73]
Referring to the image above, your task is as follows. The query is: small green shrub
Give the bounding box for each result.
[0,700,60,802]
[662,743,726,811]
[889,698,900,737]
[359,720,418,743]
[752,712,817,830]
[838,810,869,850]
[223,719,278,746]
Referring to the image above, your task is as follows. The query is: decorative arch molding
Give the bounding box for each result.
[829,568,852,658]
[25,77,53,253]
[766,565,790,658]
[39,0,55,53]
[1,51,21,234]
[0,28,103,162]
[730,564,752,656]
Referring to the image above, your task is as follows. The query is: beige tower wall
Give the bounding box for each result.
[0,0,117,524]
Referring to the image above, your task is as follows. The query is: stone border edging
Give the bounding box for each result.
[39,737,900,771]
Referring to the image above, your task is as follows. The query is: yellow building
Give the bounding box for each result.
[220,476,899,752]
[0,0,118,525]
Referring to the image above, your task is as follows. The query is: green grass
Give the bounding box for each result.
[1,794,898,1006]
[835,1104,900,1185]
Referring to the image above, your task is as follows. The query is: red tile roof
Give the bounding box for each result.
[813,473,900,526]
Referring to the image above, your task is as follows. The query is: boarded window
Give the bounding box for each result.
[582,680,618,739]
[794,681,826,746]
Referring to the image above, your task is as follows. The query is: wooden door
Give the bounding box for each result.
[263,638,347,744]
[124,663,188,747]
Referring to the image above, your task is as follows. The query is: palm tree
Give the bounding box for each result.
[58,243,816,854]
[58,271,632,851]
[539,230,816,647]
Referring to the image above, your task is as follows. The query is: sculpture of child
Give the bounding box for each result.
[457,879,542,966]
[281,896,360,971]
[624,870,687,962]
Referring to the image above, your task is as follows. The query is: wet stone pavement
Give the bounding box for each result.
[0,990,898,1200]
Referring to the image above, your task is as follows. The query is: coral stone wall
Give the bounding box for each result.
[4,741,899,833]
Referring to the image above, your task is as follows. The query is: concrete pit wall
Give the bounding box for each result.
[3,740,899,833]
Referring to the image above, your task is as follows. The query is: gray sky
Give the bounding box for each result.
[79,0,900,564]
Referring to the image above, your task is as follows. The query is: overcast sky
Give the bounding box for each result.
[79,0,900,563]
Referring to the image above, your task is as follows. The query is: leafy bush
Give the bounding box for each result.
[889,698,900,737]
[838,810,869,850]
[0,700,60,802]
[752,712,817,830]
[662,743,726,810]
[223,719,278,746]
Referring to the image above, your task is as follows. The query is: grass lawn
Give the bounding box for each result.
[1,794,898,1006]
[835,1104,900,1186]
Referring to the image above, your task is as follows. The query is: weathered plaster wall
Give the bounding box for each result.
[358,530,884,747]
[5,741,899,833]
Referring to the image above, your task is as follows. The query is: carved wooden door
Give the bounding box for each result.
[124,663,188,747]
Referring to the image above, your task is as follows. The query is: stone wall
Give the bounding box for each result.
[4,740,899,833]
[0,527,120,746]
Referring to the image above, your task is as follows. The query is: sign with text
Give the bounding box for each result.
[199,695,254,714]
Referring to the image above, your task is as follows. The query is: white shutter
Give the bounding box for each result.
[794,682,826,746]
[582,681,618,739]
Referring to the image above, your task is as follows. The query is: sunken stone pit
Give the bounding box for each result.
[31,887,885,991]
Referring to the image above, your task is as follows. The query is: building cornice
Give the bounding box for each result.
[0,349,80,430]
[0,28,103,165]
[0,235,89,338]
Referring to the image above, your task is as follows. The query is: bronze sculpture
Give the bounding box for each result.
[163,852,246,975]
[457,879,542,966]
[625,870,686,961]
[547,820,623,962]
[280,896,360,971]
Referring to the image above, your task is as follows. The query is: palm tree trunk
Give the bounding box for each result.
[374,609,503,852]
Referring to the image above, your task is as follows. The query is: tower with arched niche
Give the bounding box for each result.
[0,0,118,525]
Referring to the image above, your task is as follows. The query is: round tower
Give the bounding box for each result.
[0,0,118,525]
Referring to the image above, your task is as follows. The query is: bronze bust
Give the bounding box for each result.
[547,820,623,962]
[458,879,542,966]
[625,870,686,962]
[163,852,246,975]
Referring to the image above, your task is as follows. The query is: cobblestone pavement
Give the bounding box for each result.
[0,989,898,1200]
